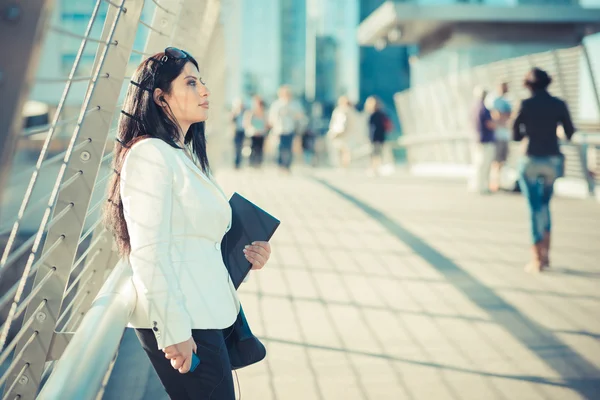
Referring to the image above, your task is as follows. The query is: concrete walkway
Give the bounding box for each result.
[104,167,600,400]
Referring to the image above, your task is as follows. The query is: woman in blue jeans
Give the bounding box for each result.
[512,68,575,273]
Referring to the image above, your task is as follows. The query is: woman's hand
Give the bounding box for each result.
[243,241,271,270]
[163,336,197,373]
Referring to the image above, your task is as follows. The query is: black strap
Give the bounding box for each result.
[129,80,152,93]
[120,110,143,123]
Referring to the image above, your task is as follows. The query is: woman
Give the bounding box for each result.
[243,95,269,167]
[104,48,272,399]
[327,95,357,169]
[513,67,575,273]
[231,97,246,169]
[365,96,389,175]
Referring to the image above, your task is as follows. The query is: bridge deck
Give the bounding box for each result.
[104,168,600,400]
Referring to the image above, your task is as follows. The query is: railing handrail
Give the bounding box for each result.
[37,259,135,400]
[394,131,600,146]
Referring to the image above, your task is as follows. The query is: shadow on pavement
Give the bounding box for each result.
[314,177,600,400]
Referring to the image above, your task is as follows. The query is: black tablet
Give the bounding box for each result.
[221,192,280,289]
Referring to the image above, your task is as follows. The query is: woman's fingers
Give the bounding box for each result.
[243,242,271,270]
[252,241,271,254]
[164,349,180,359]
[179,356,192,374]
[170,356,184,370]
[244,248,267,269]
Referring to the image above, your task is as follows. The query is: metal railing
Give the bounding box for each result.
[0,0,228,398]
[393,42,600,196]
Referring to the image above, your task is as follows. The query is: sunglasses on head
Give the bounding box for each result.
[160,47,189,63]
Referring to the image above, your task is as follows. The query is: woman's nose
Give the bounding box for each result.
[200,84,210,97]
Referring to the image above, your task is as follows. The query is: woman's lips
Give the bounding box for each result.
[199,102,209,109]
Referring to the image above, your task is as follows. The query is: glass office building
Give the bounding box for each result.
[359,0,411,128]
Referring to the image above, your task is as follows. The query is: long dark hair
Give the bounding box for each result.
[525,67,552,92]
[104,51,210,256]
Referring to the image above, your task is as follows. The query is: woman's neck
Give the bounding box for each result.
[179,123,191,141]
[531,88,547,96]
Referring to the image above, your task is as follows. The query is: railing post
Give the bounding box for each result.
[0,0,56,215]
[4,1,145,398]
[578,139,596,196]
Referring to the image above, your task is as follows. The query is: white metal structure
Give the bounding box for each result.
[0,0,228,398]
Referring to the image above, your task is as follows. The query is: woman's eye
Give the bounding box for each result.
[188,80,197,87]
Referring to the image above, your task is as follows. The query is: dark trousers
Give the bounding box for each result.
[278,133,295,169]
[233,130,245,169]
[249,136,265,167]
[135,328,235,400]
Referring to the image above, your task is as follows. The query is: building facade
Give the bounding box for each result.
[359,0,411,128]
[306,0,360,107]
[280,0,307,97]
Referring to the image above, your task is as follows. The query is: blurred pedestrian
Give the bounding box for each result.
[230,97,246,169]
[513,67,575,273]
[486,82,512,192]
[365,96,391,176]
[308,102,330,167]
[243,95,269,168]
[268,85,305,173]
[301,121,317,166]
[327,95,358,169]
[469,87,496,194]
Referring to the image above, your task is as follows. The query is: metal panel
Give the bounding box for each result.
[582,41,600,123]
[60,229,119,331]
[0,0,56,212]
[5,1,145,398]
[144,0,185,54]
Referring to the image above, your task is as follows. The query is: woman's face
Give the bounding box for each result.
[365,98,376,113]
[162,62,210,126]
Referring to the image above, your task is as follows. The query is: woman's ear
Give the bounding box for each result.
[153,88,166,107]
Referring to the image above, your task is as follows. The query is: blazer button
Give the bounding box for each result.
[153,327,159,332]
[215,242,220,250]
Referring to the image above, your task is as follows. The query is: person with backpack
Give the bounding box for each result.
[365,96,392,176]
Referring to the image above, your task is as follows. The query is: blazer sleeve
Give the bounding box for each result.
[120,140,192,349]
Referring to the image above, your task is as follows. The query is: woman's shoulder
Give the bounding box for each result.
[126,137,178,159]
[122,137,179,173]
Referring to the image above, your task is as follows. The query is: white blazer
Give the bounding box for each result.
[120,138,240,349]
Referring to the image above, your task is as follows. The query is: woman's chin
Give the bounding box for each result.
[194,114,208,123]
[198,110,209,122]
